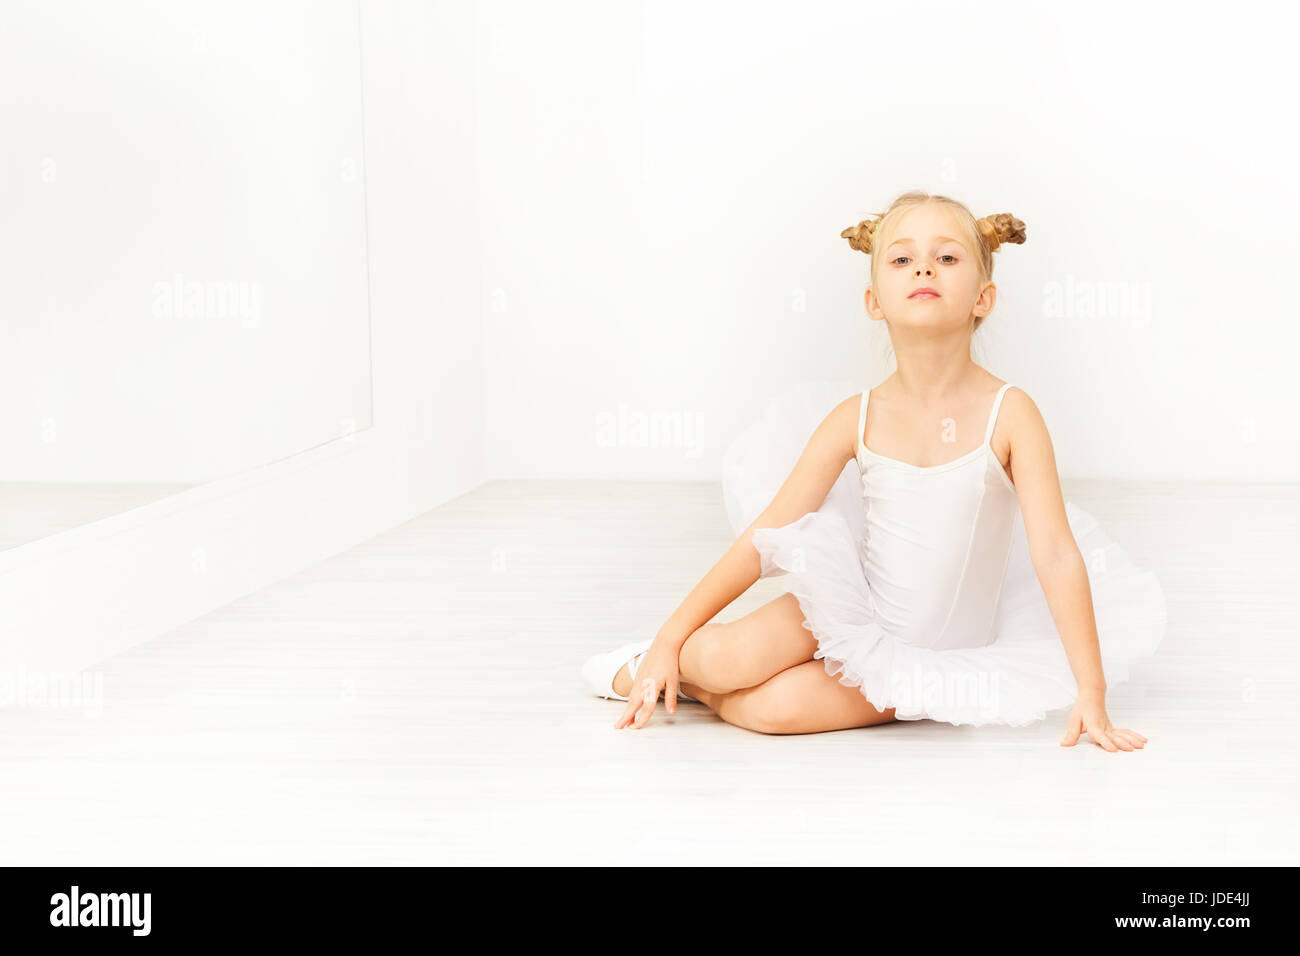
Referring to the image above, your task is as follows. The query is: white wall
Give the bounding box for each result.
[478,0,1300,482]
[0,0,485,675]
[0,0,372,484]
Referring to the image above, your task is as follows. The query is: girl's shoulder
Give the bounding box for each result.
[973,370,1033,414]
[990,382,1055,462]
[992,381,1035,420]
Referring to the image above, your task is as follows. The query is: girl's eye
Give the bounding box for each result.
[892,255,958,265]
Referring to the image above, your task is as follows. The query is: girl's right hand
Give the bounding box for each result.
[613,638,683,731]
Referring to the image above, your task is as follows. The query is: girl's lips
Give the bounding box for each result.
[909,290,940,299]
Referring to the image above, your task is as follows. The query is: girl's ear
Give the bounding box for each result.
[864,287,884,321]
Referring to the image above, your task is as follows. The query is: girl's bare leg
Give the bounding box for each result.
[683,661,897,734]
[612,591,816,697]
[612,591,897,733]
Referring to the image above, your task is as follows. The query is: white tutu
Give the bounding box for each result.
[723,381,1168,727]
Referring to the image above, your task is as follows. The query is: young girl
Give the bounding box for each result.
[580,190,1166,751]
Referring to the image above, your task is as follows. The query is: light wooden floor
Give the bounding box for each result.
[1,479,1296,865]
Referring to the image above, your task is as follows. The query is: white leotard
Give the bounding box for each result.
[854,384,1018,650]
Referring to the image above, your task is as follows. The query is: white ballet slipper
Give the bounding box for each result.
[580,638,697,703]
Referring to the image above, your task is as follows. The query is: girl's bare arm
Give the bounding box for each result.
[653,395,860,651]
[1004,387,1107,695]
[1008,387,1149,750]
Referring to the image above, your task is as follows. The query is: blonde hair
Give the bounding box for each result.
[840,191,1026,333]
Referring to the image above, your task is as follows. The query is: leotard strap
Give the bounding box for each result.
[856,389,869,455]
[982,383,1014,445]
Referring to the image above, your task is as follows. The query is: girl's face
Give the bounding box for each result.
[865,204,993,331]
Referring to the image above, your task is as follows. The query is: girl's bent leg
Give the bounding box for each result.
[677,592,819,695]
[685,660,897,734]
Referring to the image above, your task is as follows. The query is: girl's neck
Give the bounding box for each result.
[888,351,983,406]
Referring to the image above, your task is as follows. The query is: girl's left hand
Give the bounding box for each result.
[1060,690,1148,752]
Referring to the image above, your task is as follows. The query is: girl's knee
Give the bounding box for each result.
[722,685,802,735]
[683,622,743,693]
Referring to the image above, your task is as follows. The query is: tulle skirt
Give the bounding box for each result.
[723,381,1168,727]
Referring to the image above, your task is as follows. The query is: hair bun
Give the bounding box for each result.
[977,213,1027,252]
[840,216,882,255]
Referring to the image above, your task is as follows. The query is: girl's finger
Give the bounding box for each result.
[1112,729,1145,749]
[621,699,642,730]
[614,697,638,729]
[632,698,655,729]
[631,677,658,729]
[615,679,655,729]
[633,699,656,729]
[1092,728,1119,752]
[1108,729,1135,751]
[1060,714,1082,746]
